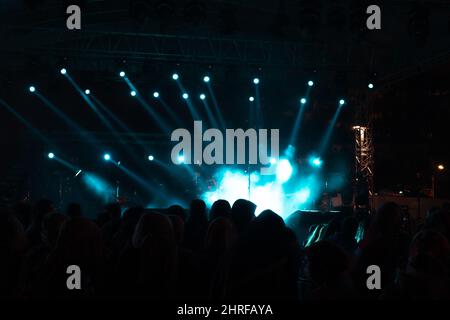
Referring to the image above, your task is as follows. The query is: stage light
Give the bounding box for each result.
[172,73,179,80]
[270,157,277,165]
[339,99,345,105]
[182,93,189,99]
[130,90,137,97]
[148,155,154,161]
[103,153,111,161]
[119,71,126,77]
[249,96,255,102]
[200,93,206,100]
[368,83,374,89]
[253,78,260,84]
[438,164,445,171]
[276,159,293,183]
[153,91,160,98]
[300,98,307,104]
[177,155,185,164]
[29,86,36,93]
[308,80,314,87]
[309,156,323,168]
[85,89,90,95]
[48,152,55,159]
[203,76,210,83]
[75,169,82,177]
[60,68,67,75]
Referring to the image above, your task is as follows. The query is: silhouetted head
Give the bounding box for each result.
[167,205,187,222]
[409,230,450,264]
[121,206,144,233]
[324,218,340,239]
[32,199,54,225]
[168,215,185,246]
[0,208,26,254]
[105,202,121,220]
[55,217,102,265]
[13,201,32,228]
[132,213,174,248]
[365,202,403,243]
[205,217,235,252]
[250,209,285,239]
[341,216,358,238]
[209,199,231,221]
[66,202,82,219]
[189,199,207,224]
[231,199,256,234]
[305,241,349,285]
[41,213,67,247]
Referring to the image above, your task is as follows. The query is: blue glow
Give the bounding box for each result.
[29,86,36,93]
[253,78,260,84]
[308,80,314,87]
[295,188,311,204]
[130,90,137,97]
[300,98,307,104]
[202,168,319,218]
[177,155,185,163]
[82,173,114,202]
[249,96,255,102]
[309,156,323,168]
[172,73,179,80]
[270,157,277,165]
[148,155,154,161]
[339,99,345,105]
[60,68,67,75]
[85,89,90,95]
[182,93,189,99]
[276,159,293,183]
[48,152,55,159]
[153,91,160,98]
[200,93,206,100]
[119,71,126,77]
[103,153,111,161]
[203,76,210,83]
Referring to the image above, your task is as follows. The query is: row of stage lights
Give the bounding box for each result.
[47,151,323,169]
[27,68,373,105]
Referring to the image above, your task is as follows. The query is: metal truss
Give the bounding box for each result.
[352,92,375,203]
[1,26,375,70]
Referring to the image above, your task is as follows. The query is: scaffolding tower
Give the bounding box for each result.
[353,93,375,208]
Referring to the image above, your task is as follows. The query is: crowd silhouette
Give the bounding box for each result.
[1,197,450,300]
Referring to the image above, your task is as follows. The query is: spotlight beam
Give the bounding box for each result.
[175,80,201,120]
[34,92,98,143]
[318,103,345,155]
[201,99,219,129]
[117,164,171,201]
[121,75,172,133]
[288,99,308,148]
[0,97,53,146]
[155,97,185,128]
[136,95,172,134]
[63,74,121,135]
[205,83,227,130]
